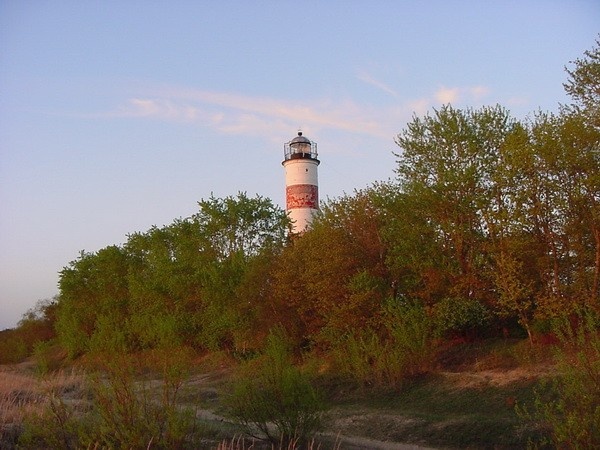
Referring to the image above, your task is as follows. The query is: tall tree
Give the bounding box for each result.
[394,105,516,303]
[269,188,391,347]
[191,192,290,350]
[563,36,600,130]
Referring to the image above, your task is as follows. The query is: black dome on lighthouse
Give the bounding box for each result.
[290,131,311,144]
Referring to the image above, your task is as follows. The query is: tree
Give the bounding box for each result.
[394,104,517,304]
[191,192,290,350]
[497,112,600,318]
[268,188,391,347]
[563,35,600,129]
[194,192,290,261]
[125,220,206,349]
[56,246,131,357]
[561,37,600,309]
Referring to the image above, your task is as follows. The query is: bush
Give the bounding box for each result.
[331,299,438,387]
[518,308,600,448]
[0,331,28,364]
[381,299,438,380]
[434,297,491,339]
[225,328,324,446]
[18,390,88,450]
[331,328,384,386]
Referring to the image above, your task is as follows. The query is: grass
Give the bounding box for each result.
[0,366,86,448]
[323,378,540,448]
[380,376,537,447]
[319,339,555,449]
[1,338,558,449]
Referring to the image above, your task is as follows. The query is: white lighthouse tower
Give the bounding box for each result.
[282,131,320,233]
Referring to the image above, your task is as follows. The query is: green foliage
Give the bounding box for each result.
[394,104,516,303]
[54,192,290,356]
[492,251,537,342]
[519,309,600,449]
[330,327,385,386]
[563,35,600,128]
[196,192,291,260]
[225,329,325,446]
[382,300,439,376]
[86,353,195,448]
[56,246,130,358]
[434,297,491,339]
[331,300,438,387]
[32,341,57,376]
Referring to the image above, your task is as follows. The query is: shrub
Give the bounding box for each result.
[0,331,28,364]
[18,390,87,450]
[32,341,64,376]
[331,299,438,387]
[331,328,384,386]
[434,297,491,339]
[225,328,325,446]
[381,299,438,380]
[518,308,600,448]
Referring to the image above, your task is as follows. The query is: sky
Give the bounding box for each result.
[1,1,598,330]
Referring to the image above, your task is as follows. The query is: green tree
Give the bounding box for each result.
[125,220,206,349]
[195,192,290,260]
[563,36,600,129]
[496,112,600,318]
[394,105,516,304]
[56,246,131,357]
[269,189,390,347]
[191,192,290,350]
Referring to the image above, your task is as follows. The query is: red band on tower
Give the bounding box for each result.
[286,184,318,209]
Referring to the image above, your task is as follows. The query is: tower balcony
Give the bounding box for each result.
[283,132,319,162]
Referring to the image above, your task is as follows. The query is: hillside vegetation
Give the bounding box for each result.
[1,38,599,449]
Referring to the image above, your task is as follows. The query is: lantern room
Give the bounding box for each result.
[283,131,319,162]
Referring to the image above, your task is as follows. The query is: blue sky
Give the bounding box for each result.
[1,1,598,330]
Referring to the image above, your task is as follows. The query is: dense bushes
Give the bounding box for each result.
[6,40,593,362]
[434,297,491,339]
[0,299,57,364]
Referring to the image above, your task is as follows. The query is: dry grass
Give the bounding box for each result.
[0,365,85,432]
[214,435,339,449]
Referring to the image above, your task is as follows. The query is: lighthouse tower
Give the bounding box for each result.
[282,131,320,233]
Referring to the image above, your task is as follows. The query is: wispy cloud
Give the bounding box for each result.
[356,70,398,97]
[434,85,491,105]
[104,83,496,142]
[110,87,404,140]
